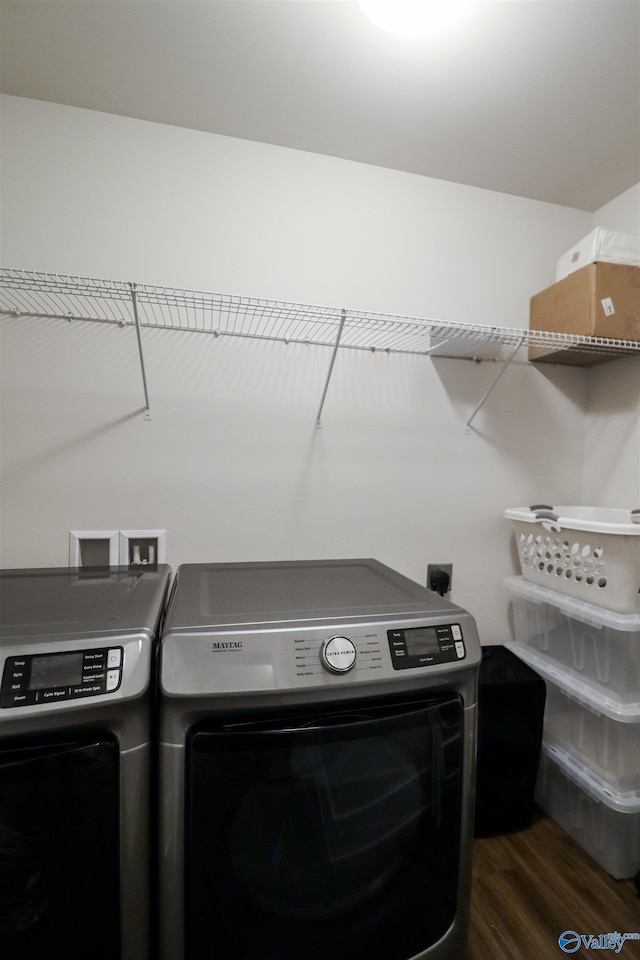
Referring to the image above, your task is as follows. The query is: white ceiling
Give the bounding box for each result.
[1,0,639,212]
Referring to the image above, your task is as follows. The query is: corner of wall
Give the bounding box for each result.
[591,182,640,233]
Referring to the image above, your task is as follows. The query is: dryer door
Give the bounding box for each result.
[0,734,121,960]
[185,693,464,960]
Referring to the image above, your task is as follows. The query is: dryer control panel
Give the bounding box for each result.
[1,647,123,708]
[388,623,465,670]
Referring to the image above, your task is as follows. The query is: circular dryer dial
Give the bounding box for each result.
[320,636,357,674]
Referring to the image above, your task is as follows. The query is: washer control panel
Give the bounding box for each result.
[1,647,123,708]
[388,623,465,670]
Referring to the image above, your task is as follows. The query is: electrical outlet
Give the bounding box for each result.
[427,564,453,595]
[119,530,166,567]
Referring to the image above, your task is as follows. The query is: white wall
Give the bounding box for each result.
[593,184,640,235]
[584,185,640,506]
[1,97,589,321]
[3,94,628,647]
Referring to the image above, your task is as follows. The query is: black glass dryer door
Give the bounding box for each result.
[0,734,121,960]
[185,694,463,960]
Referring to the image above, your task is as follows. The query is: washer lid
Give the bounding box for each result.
[0,565,172,641]
[163,559,458,631]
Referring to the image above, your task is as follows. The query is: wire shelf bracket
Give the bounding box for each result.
[316,308,346,428]
[129,283,152,420]
[465,336,525,431]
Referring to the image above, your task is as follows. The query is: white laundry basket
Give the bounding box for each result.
[505,506,640,614]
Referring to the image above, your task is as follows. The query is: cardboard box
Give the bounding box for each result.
[529,262,640,365]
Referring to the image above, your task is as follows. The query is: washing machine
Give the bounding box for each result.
[0,564,171,960]
[158,558,481,960]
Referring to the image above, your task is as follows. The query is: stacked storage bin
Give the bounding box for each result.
[504,506,640,879]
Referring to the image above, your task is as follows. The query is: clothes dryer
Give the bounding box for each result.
[0,565,171,960]
[158,559,481,960]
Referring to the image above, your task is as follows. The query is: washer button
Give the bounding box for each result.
[106,670,120,691]
[107,648,122,668]
[455,641,465,659]
[451,624,462,641]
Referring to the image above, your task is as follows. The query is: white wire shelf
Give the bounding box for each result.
[2,267,639,361]
[1,268,638,424]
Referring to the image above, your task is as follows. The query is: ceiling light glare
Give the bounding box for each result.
[358,0,479,38]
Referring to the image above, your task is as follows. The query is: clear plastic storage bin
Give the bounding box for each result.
[538,666,640,792]
[505,506,640,614]
[505,576,640,712]
[536,741,640,879]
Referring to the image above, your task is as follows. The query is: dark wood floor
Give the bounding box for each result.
[468,808,640,959]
